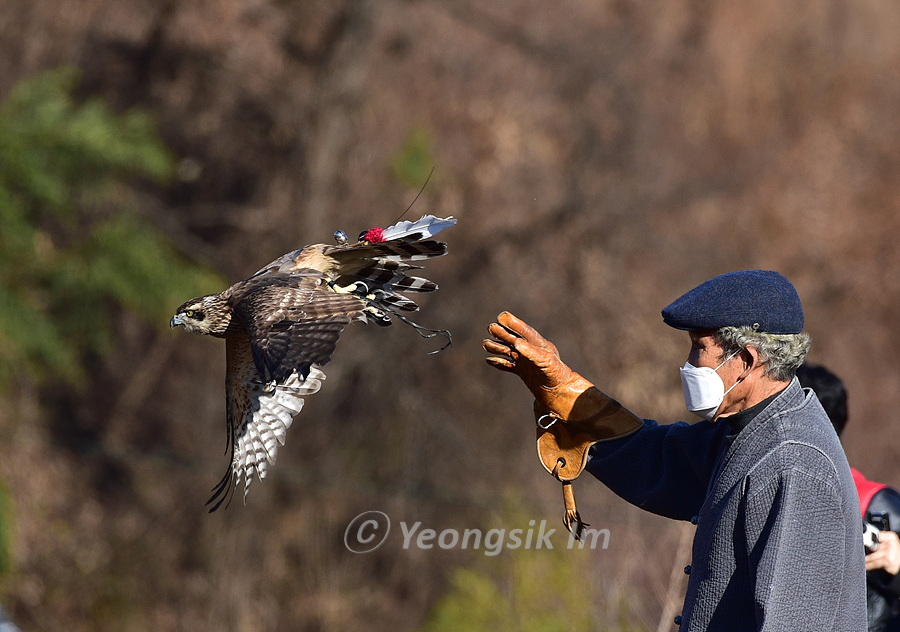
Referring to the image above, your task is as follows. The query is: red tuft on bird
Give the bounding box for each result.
[362,227,385,243]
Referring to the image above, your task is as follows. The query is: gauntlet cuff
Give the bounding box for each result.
[534,383,642,482]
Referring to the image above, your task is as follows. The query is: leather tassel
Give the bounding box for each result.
[562,481,588,541]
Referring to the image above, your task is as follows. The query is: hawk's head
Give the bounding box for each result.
[170,294,231,337]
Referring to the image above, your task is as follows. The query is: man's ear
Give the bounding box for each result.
[739,346,760,380]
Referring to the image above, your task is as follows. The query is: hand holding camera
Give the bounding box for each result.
[863,512,900,576]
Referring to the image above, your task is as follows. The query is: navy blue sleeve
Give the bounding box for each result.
[866,486,900,599]
[586,418,728,521]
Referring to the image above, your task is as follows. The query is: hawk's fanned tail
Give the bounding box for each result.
[336,260,436,314]
[330,215,457,344]
[353,261,437,294]
[333,245,449,343]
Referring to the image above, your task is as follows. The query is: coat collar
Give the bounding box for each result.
[705,378,807,499]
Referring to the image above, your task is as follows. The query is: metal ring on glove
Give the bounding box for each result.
[551,457,566,480]
[537,414,559,430]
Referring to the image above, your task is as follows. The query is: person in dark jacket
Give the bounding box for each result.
[797,363,900,632]
[484,270,867,631]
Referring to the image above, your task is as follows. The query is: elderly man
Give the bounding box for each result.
[484,270,866,631]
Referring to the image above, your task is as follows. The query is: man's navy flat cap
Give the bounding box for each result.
[662,270,804,334]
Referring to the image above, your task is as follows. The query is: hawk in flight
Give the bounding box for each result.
[170,215,457,511]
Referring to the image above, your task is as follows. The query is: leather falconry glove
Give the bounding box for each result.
[483,311,642,539]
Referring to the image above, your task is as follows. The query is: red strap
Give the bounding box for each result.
[852,467,888,519]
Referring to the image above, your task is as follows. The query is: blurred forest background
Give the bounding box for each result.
[1,1,900,630]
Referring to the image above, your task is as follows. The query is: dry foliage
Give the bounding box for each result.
[1,0,900,630]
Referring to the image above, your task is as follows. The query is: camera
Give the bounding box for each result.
[864,521,880,554]
[863,511,891,555]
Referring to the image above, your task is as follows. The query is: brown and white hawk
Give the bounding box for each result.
[170,215,456,511]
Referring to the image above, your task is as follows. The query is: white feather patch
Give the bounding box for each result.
[233,366,326,500]
[380,215,457,241]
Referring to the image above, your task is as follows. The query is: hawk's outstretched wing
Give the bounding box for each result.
[207,277,365,511]
[233,275,365,383]
[208,338,324,511]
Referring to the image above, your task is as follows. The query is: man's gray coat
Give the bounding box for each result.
[588,378,866,631]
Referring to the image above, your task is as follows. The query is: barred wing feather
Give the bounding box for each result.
[209,335,327,511]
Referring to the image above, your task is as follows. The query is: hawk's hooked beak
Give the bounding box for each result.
[170,314,184,329]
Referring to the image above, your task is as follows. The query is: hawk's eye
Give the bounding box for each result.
[184,309,204,321]
[185,310,195,318]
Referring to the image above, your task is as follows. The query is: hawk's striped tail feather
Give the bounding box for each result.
[330,277,452,352]
[352,260,438,294]
[337,239,449,263]
[335,218,455,352]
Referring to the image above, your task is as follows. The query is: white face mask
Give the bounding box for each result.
[679,348,743,420]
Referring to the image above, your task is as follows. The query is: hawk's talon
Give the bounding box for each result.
[329,280,372,296]
[330,281,362,294]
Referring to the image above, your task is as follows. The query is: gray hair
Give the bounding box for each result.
[714,326,811,382]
